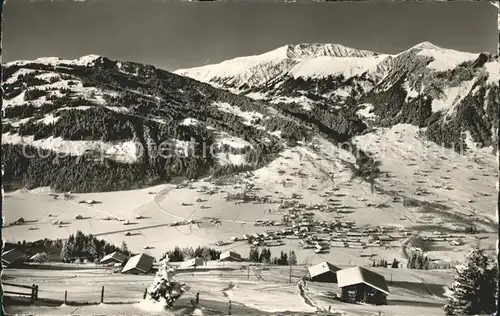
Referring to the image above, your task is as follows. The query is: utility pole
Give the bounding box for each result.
[247,265,250,281]
[289,265,292,283]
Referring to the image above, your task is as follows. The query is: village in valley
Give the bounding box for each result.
[3,135,497,315]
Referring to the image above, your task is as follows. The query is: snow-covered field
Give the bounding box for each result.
[2,264,455,316]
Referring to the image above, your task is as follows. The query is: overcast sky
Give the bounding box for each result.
[3,1,498,71]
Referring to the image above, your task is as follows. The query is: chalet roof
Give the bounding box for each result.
[378,235,393,241]
[337,266,390,295]
[2,249,26,265]
[308,261,340,278]
[182,257,204,267]
[100,251,128,264]
[121,253,154,273]
[220,251,242,260]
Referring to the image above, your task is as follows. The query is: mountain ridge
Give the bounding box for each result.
[1,43,498,193]
[176,41,499,154]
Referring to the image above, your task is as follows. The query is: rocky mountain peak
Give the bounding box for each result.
[285,43,378,60]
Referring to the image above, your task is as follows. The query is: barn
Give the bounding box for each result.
[121,253,155,274]
[337,266,390,305]
[2,249,27,268]
[307,261,340,283]
[100,251,128,265]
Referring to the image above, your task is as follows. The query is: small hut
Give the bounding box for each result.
[100,251,128,265]
[219,251,242,262]
[181,257,204,268]
[307,261,340,283]
[121,253,155,274]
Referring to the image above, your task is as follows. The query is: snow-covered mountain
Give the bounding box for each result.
[175,43,382,90]
[2,55,311,192]
[176,42,499,152]
[2,41,498,193]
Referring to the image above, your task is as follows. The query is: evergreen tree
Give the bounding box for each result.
[201,247,212,262]
[183,247,195,260]
[60,242,70,262]
[288,250,297,265]
[444,248,497,315]
[249,248,260,263]
[120,241,129,254]
[87,239,98,260]
[391,258,399,268]
[278,251,288,265]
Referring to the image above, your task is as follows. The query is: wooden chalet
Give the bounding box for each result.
[337,266,390,305]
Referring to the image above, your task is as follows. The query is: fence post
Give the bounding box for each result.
[35,285,39,300]
[143,288,148,300]
[31,284,36,303]
[101,286,105,303]
[64,290,68,305]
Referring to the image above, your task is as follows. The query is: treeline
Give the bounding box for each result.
[372,258,400,268]
[60,230,130,262]
[2,143,169,192]
[272,101,367,144]
[406,251,431,270]
[248,247,298,265]
[160,246,221,262]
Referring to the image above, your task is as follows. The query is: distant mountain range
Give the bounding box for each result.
[177,42,499,151]
[2,42,498,192]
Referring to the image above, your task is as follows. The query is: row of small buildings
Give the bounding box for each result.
[307,261,390,305]
[100,250,243,274]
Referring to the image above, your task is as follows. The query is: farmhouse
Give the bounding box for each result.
[307,261,340,283]
[121,253,155,274]
[219,251,242,262]
[100,251,128,265]
[182,257,204,268]
[337,266,390,305]
[2,249,27,267]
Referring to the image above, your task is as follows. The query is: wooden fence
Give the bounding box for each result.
[3,282,39,303]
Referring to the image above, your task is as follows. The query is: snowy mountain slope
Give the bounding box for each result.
[2,41,497,194]
[2,55,312,192]
[177,42,499,152]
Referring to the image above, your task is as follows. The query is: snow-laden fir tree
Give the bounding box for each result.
[444,248,497,315]
[147,256,189,308]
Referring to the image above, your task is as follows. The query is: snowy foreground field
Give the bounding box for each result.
[3,125,496,315]
[3,263,454,316]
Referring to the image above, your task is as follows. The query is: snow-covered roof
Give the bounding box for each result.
[121,253,154,273]
[100,251,128,264]
[1,249,27,265]
[307,261,340,278]
[337,266,390,295]
[219,251,242,261]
